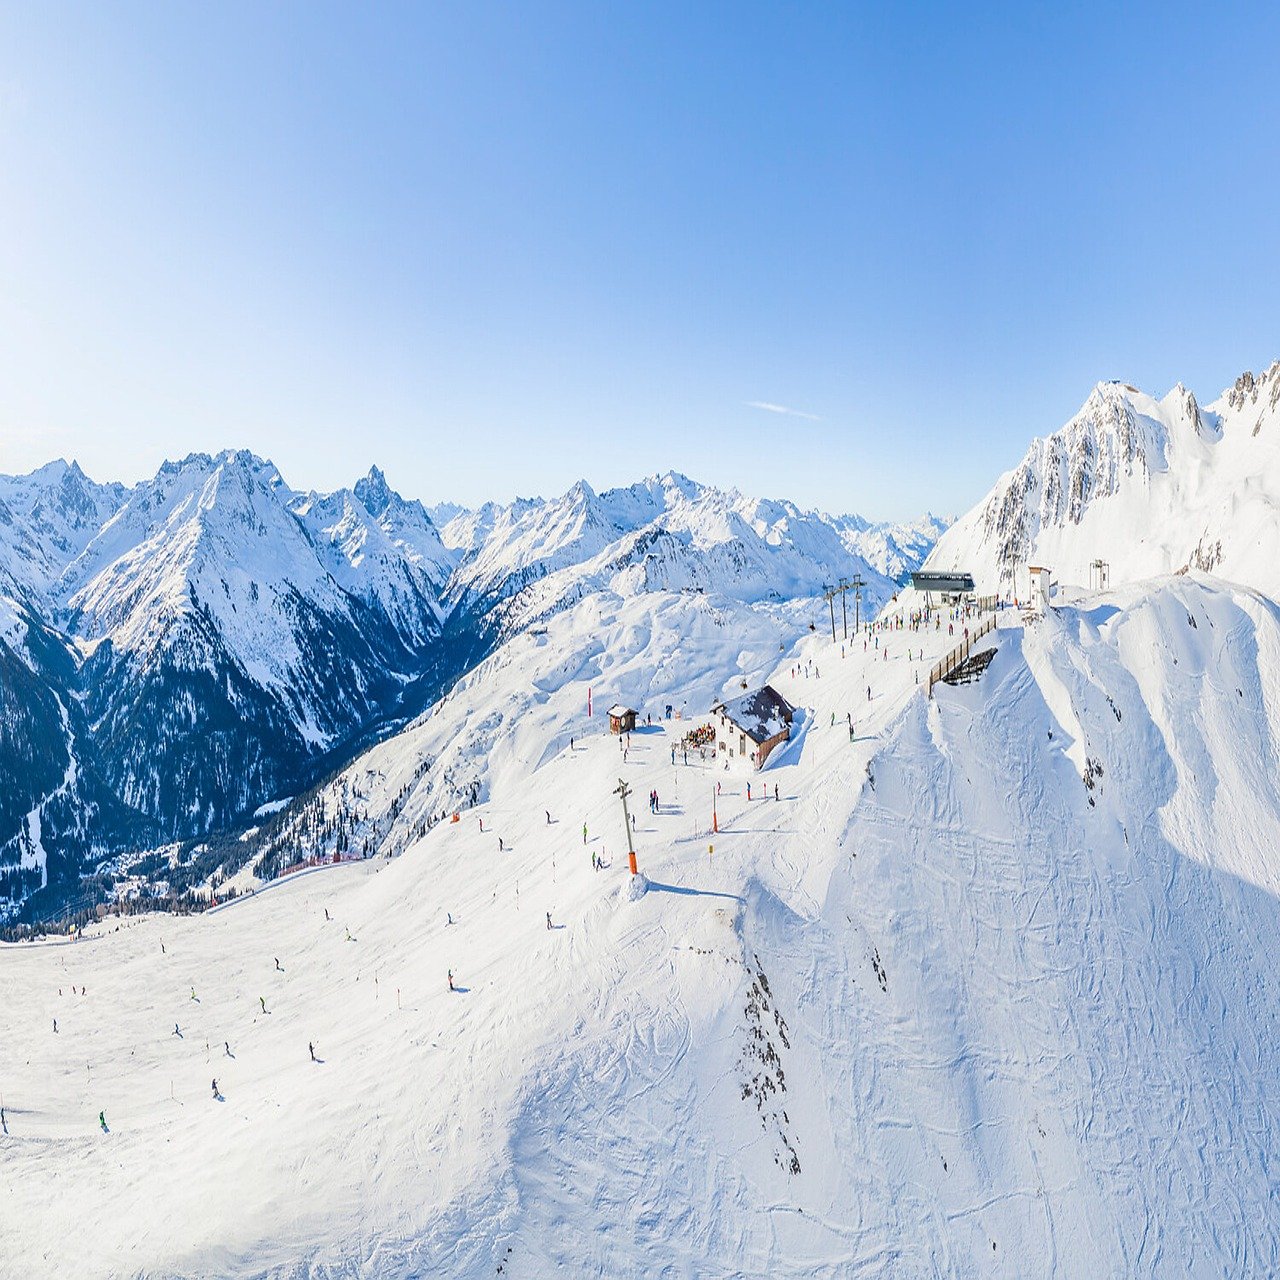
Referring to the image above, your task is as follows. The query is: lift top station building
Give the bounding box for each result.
[909,570,976,605]
[1028,566,1053,612]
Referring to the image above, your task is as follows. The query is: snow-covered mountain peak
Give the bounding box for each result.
[292,469,452,641]
[58,447,335,657]
[927,361,1280,594]
[0,458,128,599]
[353,464,395,518]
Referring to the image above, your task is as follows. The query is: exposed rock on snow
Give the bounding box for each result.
[927,362,1280,595]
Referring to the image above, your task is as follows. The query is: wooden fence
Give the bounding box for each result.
[927,614,997,697]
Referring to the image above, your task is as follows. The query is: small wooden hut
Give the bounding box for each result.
[608,705,637,735]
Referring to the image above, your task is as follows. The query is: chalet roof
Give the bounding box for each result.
[607,705,635,718]
[713,684,794,744]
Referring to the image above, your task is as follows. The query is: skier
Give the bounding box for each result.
[774,783,779,802]
[98,1111,107,1133]
[570,736,574,751]
[447,969,455,992]
[211,1079,219,1099]
[325,907,331,921]
[546,810,552,825]
[53,1018,57,1033]
[499,836,504,853]
[309,1042,316,1062]
[545,911,553,931]
[446,912,453,926]
[173,1023,181,1037]
[582,823,588,845]
[259,996,267,1014]
[275,958,282,972]
[224,1041,231,1057]
[190,987,197,1001]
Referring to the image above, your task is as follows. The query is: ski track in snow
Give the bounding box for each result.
[2,578,1279,1276]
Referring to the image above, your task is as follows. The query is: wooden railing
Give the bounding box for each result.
[927,614,997,697]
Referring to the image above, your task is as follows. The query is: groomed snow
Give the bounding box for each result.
[2,577,1278,1276]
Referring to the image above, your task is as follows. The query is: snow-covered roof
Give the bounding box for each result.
[713,685,794,744]
[608,704,635,718]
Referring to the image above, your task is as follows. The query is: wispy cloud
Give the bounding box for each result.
[745,400,821,422]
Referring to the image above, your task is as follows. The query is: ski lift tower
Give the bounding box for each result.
[614,779,639,876]
[1089,559,1110,592]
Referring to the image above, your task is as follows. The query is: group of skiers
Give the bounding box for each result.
[789,660,821,679]
[79,937,337,1134]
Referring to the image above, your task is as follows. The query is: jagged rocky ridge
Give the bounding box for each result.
[926,361,1280,594]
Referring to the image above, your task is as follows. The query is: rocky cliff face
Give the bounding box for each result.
[927,363,1280,594]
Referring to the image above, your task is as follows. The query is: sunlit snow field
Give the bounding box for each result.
[3,579,1279,1277]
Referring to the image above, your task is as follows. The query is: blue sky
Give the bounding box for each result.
[1,2,1276,519]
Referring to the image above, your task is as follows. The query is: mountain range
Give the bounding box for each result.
[0,456,944,921]
[6,362,1280,1276]
[9,355,1280,923]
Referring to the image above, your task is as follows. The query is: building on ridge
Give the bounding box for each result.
[711,685,796,769]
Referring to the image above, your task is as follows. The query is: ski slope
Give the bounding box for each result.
[2,577,1279,1276]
